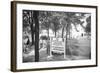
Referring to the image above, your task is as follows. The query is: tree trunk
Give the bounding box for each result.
[65,28,68,55]
[69,26,70,40]
[33,11,39,62]
[62,27,64,41]
[65,26,71,55]
[31,11,34,45]
[55,30,57,37]
[47,28,50,55]
[47,28,49,39]
[30,24,34,45]
[29,11,35,46]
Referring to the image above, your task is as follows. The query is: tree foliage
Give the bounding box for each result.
[85,16,91,33]
[23,10,35,45]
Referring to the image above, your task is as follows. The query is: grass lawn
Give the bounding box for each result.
[39,38,91,61]
[23,38,91,62]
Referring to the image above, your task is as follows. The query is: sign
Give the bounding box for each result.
[50,38,66,58]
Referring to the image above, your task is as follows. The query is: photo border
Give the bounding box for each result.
[11,1,98,72]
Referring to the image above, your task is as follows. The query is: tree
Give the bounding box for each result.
[60,18,67,40]
[33,11,39,62]
[85,16,91,36]
[23,10,30,28]
[29,11,35,45]
[63,12,85,55]
[23,10,35,46]
[39,11,52,39]
[51,16,61,37]
[39,11,53,55]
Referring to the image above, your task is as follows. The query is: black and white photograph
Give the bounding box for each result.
[11,1,97,71]
[23,10,91,62]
